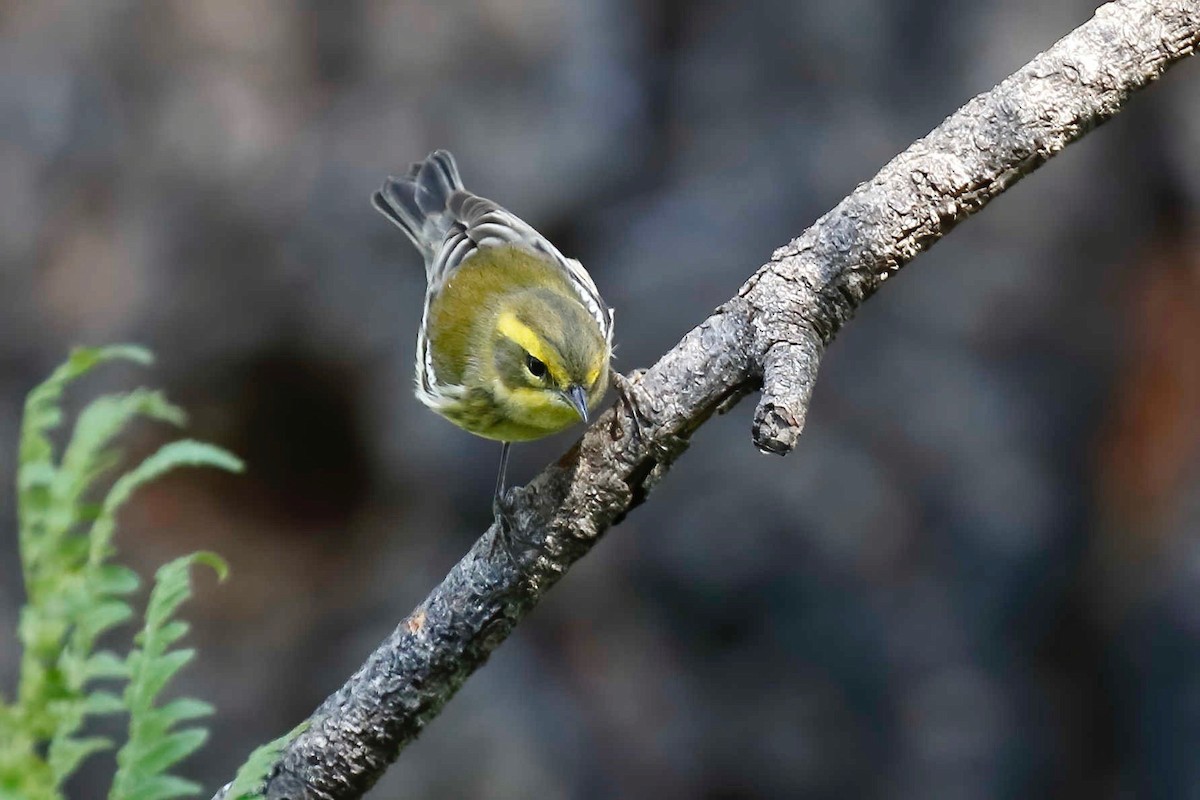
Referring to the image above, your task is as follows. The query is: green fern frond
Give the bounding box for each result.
[17,346,154,617]
[2,347,242,797]
[109,553,228,800]
[223,722,309,800]
[11,347,162,788]
[51,389,187,550]
[19,345,153,545]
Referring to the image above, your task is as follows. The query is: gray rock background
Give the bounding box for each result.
[1,1,1199,798]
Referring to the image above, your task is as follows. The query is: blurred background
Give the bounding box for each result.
[1,1,1199,798]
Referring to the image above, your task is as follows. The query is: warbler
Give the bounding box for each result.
[372,150,613,504]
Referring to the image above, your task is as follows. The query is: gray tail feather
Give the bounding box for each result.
[372,150,464,262]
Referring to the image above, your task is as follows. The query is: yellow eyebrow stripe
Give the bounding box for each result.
[496,311,568,384]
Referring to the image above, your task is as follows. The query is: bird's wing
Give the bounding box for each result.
[428,191,613,344]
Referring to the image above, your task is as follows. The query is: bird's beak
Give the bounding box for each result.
[563,384,590,424]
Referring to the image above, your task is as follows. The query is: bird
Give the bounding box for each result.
[372,150,613,512]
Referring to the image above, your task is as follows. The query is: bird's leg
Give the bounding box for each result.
[494,441,511,504]
[490,442,520,554]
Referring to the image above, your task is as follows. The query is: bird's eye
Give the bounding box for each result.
[525,353,547,379]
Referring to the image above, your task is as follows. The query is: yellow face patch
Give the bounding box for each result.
[496,310,569,386]
[490,382,581,439]
[585,361,604,388]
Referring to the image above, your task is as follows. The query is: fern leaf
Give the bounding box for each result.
[17,347,155,619]
[155,698,215,724]
[109,554,226,800]
[48,389,186,553]
[76,600,136,644]
[222,722,309,800]
[90,442,243,568]
[126,650,195,713]
[19,345,153,470]
[18,345,152,546]
[82,691,127,716]
[83,651,130,680]
[7,348,241,794]
[113,774,202,800]
[47,734,112,784]
[95,564,143,596]
[126,729,209,780]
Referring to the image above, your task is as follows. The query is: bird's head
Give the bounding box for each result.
[489,288,610,432]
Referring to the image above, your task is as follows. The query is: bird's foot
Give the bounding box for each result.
[488,486,525,558]
[611,369,653,445]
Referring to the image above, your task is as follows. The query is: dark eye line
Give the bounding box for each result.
[525,352,547,379]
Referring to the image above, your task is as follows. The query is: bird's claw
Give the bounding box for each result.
[611,369,653,445]
[488,487,525,558]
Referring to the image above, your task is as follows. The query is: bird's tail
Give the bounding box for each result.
[372,150,464,266]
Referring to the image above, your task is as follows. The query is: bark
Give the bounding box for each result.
[213,1,1200,797]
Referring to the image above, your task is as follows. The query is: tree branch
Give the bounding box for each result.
[215,1,1199,797]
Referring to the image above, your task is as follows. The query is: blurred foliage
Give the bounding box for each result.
[0,347,240,799]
